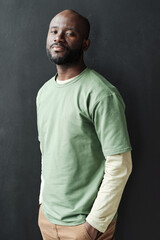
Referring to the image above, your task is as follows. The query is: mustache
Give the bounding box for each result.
[50,43,68,49]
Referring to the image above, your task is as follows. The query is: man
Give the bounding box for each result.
[37,9,132,240]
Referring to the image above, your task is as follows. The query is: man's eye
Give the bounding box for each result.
[66,32,75,36]
[51,30,57,34]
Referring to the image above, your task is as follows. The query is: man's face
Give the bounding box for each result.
[46,12,88,65]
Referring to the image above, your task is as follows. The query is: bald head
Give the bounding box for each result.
[50,9,90,39]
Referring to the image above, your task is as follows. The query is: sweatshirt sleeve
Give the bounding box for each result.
[86,151,132,233]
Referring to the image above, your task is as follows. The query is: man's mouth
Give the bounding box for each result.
[50,44,67,52]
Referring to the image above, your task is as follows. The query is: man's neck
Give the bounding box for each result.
[56,60,86,80]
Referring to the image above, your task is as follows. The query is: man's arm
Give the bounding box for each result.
[86,151,132,233]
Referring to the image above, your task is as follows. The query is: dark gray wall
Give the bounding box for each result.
[1,0,160,239]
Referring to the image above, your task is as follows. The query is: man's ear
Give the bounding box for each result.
[83,39,90,51]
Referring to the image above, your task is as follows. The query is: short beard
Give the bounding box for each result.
[46,47,83,65]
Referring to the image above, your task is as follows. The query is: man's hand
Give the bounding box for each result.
[84,221,101,240]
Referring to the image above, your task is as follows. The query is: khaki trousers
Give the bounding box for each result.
[38,205,117,240]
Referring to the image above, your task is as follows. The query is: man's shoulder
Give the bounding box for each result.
[84,68,119,97]
[36,75,55,99]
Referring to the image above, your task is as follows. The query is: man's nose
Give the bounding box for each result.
[54,32,65,42]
